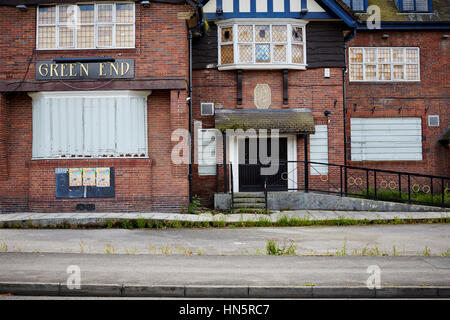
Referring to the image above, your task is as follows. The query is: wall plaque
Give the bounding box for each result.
[254,84,271,109]
[36,59,134,80]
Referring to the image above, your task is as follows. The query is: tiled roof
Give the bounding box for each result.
[348,0,450,23]
[215,108,316,134]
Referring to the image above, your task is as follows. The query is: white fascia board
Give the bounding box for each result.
[216,18,309,26]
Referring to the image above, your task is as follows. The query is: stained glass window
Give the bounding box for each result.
[219,23,305,67]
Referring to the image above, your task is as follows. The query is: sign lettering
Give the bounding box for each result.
[36,59,134,80]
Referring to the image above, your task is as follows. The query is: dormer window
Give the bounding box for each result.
[342,0,368,12]
[397,0,431,12]
[217,19,307,70]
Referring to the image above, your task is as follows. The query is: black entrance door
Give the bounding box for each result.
[238,137,288,192]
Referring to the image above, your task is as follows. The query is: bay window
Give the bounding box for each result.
[218,20,307,70]
[37,2,135,50]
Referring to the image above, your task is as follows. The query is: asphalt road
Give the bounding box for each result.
[0,253,449,286]
[0,224,449,256]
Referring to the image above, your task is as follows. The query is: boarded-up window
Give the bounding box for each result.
[30,91,150,159]
[351,118,422,161]
[198,129,217,176]
[310,125,328,175]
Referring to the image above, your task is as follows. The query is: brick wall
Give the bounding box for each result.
[0,3,191,213]
[192,68,345,205]
[346,30,450,177]
[0,91,189,213]
[0,4,192,81]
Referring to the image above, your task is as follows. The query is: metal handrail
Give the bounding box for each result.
[226,160,449,208]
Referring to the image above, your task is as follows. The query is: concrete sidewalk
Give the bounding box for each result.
[0,210,449,228]
[0,253,449,298]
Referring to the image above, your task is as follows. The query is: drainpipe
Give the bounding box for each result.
[343,29,356,167]
[187,1,204,203]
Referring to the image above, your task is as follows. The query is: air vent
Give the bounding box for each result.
[201,103,214,116]
[428,115,439,127]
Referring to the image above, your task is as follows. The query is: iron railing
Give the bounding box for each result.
[217,161,450,209]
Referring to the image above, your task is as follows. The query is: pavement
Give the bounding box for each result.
[0,253,449,298]
[1,210,449,298]
[0,224,449,256]
[0,210,449,228]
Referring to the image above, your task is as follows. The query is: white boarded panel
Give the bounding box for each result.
[290,0,301,12]
[240,0,251,12]
[273,0,284,12]
[203,0,216,13]
[198,129,217,175]
[31,92,148,159]
[307,0,325,12]
[351,118,422,161]
[256,0,267,12]
[223,0,233,12]
[310,125,328,175]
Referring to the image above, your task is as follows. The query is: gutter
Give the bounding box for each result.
[342,29,356,167]
[186,0,204,203]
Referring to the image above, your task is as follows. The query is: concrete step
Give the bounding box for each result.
[233,203,266,209]
[234,192,265,198]
[233,198,266,204]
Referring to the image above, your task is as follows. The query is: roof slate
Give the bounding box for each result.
[350,0,450,23]
[214,108,316,134]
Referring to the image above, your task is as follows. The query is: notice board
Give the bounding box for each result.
[55,167,115,198]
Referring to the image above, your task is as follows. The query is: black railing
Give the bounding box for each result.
[217,161,450,209]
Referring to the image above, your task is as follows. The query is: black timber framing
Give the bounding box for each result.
[237,70,242,105]
[192,22,349,70]
[283,70,288,105]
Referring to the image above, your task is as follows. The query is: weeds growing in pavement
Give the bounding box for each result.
[0,240,7,252]
[105,243,116,254]
[266,239,296,256]
[423,245,431,256]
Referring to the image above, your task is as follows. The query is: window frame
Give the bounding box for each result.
[217,19,308,71]
[36,2,135,50]
[348,47,421,82]
[399,0,432,13]
[345,0,368,12]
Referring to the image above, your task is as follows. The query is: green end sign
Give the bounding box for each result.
[36,59,134,80]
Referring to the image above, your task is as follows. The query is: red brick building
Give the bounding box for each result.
[0,0,448,213]
[0,0,196,212]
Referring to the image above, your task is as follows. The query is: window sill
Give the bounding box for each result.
[349,80,421,83]
[218,64,307,71]
[27,158,152,168]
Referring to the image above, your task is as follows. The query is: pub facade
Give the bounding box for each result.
[0,0,196,212]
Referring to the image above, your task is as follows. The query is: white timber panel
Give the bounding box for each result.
[203,0,216,13]
[223,0,234,12]
[256,0,268,12]
[273,0,284,12]
[240,0,251,12]
[310,125,328,175]
[307,0,326,12]
[351,118,423,161]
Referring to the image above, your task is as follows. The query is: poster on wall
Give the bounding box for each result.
[96,168,111,187]
[82,168,96,186]
[68,168,83,187]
